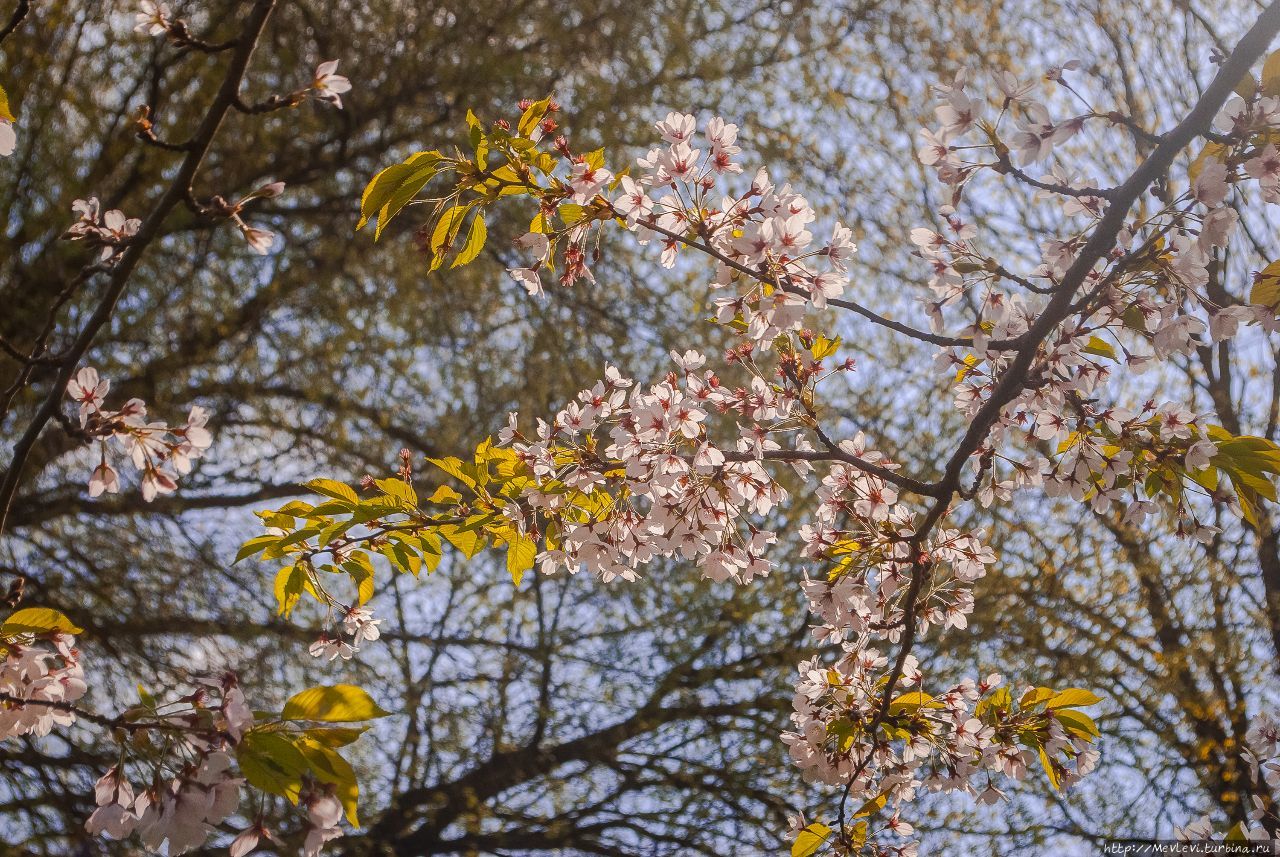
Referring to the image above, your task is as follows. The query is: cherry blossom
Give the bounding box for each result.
[133,1,170,36]
[311,60,352,108]
[0,633,86,740]
[65,366,213,501]
[64,198,141,263]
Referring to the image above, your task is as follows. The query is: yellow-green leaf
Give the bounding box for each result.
[429,204,472,271]
[305,478,360,505]
[282,684,392,722]
[809,334,841,361]
[1054,708,1101,740]
[236,731,309,804]
[1250,260,1280,312]
[1,607,83,637]
[853,791,888,818]
[1045,688,1102,709]
[888,691,944,713]
[297,737,361,826]
[303,725,368,747]
[274,563,310,618]
[1082,336,1116,360]
[1039,746,1061,790]
[375,477,417,507]
[505,533,537,586]
[1188,142,1228,184]
[1263,49,1280,98]
[517,97,551,138]
[450,214,487,268]
[1019,686,1056,707]
[441,523,483,558]
[427,485,462,504]
[792,822,832,857]
[0,83,12,123]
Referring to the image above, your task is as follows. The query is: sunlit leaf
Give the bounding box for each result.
[281,684,392,722]
[1,607,82,638]
[791,822,832,857]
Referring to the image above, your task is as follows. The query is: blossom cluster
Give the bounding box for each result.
[909,62,1280,542]
[501,350,802,585]
[308,605,383,661]
[509,111,857,344]
[783,654,1098,811]
[64,198,142,265]
[65,366,213,501]
[0,632,85,739]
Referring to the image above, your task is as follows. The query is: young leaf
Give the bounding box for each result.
[1,607,83,637]
[1262,48,1280,97]
[1045,688,1102,709]
[296,737,361,826]
[281,684,392,722]
[236,731,309,804]
[505,533,537,586]
[791,822,832,857]
[1250,260,1280,313]
[1053,708,1101,740]
[274,563,309,618]
[450,214,487,268]
[305,478,359,505]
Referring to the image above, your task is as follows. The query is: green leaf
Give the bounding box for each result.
[373,478,417,508]
[303,725,368,747]
[358,151,442,234]
[441,523,482,559]
[282,684,392,722]
[428,204,473,271]
[427,485,462,504]
[348,561,375,605]
[235,534,280,564]
[1053,708,1101,740]
[1188,141,1228,185]
[1018,686,1056,707]
[375,163,442,241]
[450,214,487,268]
[809,334,841,361]
[237,731,309,804]
[1045,688,1102,709]
[2,607,83,637]
[853,792,888,818]
[792,822,832,857]
[427,455,477,490]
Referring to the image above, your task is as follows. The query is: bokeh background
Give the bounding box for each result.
[1,1,1278,854]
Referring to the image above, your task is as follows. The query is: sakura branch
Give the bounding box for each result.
[0,603,390,856]
[265,5,1280,852]
[0,0,279,538]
